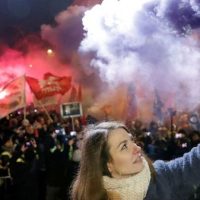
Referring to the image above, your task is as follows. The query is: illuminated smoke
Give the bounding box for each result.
[79,0,200,113]
[41,5,105,103]
[41,6,87,62]
[0,38,72,103]
[0,2,103,112]
[0,1,106,117]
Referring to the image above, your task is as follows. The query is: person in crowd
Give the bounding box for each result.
[0,132,14,200]
[45,124,69,200]
[10,134,39,200]
[190,130,200,148]
[66,132,79,200]
[72,131,84,163]
[71,121,200,200]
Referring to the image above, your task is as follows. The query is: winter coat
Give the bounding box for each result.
[145,144,200,200]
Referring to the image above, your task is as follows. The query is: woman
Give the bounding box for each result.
[71,121,200,200]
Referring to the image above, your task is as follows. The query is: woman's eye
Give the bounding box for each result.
[121,143,128,151]
[130,136,135,142]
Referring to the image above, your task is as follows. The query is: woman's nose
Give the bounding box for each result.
[132,144,141,155]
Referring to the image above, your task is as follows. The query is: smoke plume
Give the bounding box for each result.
[79,0,200,114]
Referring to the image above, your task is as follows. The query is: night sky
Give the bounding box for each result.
[0,0,73,44]
[0,0,73,29]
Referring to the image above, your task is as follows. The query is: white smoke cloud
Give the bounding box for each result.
[79,0,200,111]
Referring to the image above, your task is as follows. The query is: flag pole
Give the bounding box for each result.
[37,100,53,123]
[58,95,63,113]
[23,74,27,120]
[71,117,75,131]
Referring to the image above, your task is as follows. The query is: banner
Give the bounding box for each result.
[60,102,83,118]
[26,73,72,99]
[0,76,26,118]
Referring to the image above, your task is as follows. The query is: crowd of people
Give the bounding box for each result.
[0,110,84,200]
[0,110,200,200]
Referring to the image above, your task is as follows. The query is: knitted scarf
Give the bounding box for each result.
[103,157,151,200]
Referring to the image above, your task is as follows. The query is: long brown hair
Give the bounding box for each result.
[70,121,155,200]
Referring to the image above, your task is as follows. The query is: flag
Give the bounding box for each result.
[0,76,26,119]
[26,73,72,99]
[69,85,77,102]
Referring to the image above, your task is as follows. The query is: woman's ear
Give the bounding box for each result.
[107,162,113,174]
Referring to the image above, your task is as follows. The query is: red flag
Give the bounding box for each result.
[80,114,87,125]
[26,73,72,99]
[0,76,26,118]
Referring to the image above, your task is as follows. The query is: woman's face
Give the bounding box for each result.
[107,128,144,178]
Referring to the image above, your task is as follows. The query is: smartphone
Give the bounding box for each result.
[175,133,183,139]
[25,142,31,147]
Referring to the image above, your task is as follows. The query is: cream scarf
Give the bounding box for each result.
[103,157,151,200]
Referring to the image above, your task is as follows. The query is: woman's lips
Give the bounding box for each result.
[133,153,142,164]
